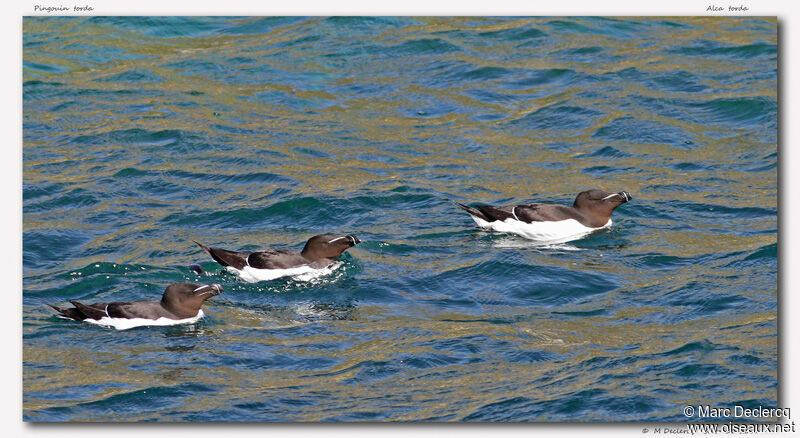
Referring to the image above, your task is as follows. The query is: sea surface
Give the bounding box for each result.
[22,16,777,422]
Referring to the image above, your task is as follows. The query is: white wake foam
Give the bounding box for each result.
[72,310,205,330]
[471,216,611,244]
[227,261,343,283]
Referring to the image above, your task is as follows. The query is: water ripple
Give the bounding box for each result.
[23,16,776,422]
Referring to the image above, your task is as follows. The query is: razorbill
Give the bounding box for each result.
[49,282,223,330]
[194,234,361,282]
[457,189,631,243]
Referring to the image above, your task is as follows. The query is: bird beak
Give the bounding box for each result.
[195,284,223,296]
[602,191,632,202]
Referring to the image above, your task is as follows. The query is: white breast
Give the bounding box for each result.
[76,310,205,331]
[227,261,343,283]
[471,216,611,244]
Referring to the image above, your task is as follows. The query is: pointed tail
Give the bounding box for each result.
[193,240,225,267]
[193,240,211,254]
[192,240,245,269]
[48,303,85,321]
[455,201,490,222]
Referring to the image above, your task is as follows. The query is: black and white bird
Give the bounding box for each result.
[49,282,223,330]
[194,234,361,282]
[457,189,631,243]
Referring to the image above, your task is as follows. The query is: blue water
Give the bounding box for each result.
[23,16,777,422]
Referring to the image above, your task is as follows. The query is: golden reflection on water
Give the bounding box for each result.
[24,305,775,420]
[22,15,778,270]
[25,17,774,210]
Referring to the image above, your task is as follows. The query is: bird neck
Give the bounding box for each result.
[160,297,198,319]
[574,206,612,228]
[300,247,319,261]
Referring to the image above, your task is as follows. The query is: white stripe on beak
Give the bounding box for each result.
[193,285,218,296]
